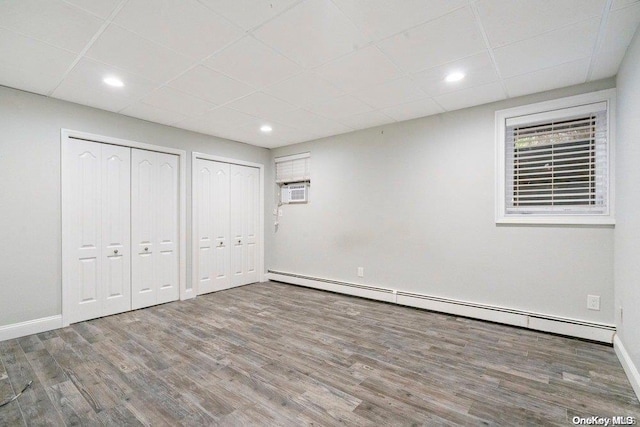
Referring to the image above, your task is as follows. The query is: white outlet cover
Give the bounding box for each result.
[587,295,600,311]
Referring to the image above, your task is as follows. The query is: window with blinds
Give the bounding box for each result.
[506,109,607,214]
[496,90,615,225]
[275,152,310,184]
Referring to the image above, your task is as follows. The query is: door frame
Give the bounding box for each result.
[191,152,266,295]
[61,129,188,327]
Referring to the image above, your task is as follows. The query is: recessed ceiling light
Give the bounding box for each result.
[103,76,124,87]
[445,72,465,83]
[260,125,272,133]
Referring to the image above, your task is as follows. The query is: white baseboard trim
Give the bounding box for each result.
[614,335,640,401]
[267,271,616,344]
[0,315,63,342]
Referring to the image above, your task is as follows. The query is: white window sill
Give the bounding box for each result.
[496,216,616,226]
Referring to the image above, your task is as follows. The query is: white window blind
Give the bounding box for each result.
[275,152,310,184]
[505,103,608,215]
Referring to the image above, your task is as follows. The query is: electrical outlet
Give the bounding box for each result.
[587,295,600,311]
[357,267,364,277]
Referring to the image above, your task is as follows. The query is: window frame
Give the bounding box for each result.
[495,89,616,226]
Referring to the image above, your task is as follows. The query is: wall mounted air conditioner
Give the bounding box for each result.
[281,182,309,204]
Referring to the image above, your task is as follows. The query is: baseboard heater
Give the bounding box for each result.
[266,270,616,344]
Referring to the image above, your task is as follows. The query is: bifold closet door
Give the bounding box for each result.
[230,164,259,286]
[195,159,230,294]
[63,140,131,324]
[131,149,179,309]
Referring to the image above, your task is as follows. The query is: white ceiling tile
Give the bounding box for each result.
[504,58,590,97]
[493,18,600,78]
[140,86,216,116]
[352,77,426,109]
[596,3,640,55]
[332,0,467,41]
[0,0,104,52]
[225,92,297,118]
[199,0,300,31]
[589,47,628,80]
[227,121,303,147]
[263,72,344,106]
[588,3,640,80]
[168,65,254,104]
[176,107,257,135]
[607,2,640,45]
[63,0,121,18]
[476,0,606,48]
[0,28,77,95]
[253,0,368,68]
[308,95,374,119]
[377,7,486,73]
[412,52,499,97]
[433,81,506,111]
[113,0,243,61]
[611,0,640,10]
[314,46,400,92]
[381,98,444,121]
[86,24,196,83]
[120,102,187,125]
[259,108,353,135]
[205,36,303,88]
[52,58,157,111]
[339,110,395,130]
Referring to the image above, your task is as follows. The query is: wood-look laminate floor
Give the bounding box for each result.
[1,282,639,426]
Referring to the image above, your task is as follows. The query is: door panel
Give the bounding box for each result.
[156,153,179,303]
[196,160,214,294]
[230,164,259,286]
[64,140,102,323]
[211,161,230,291]
[245,167,259,283]
[102,144,131,316]
[230,165,245,284]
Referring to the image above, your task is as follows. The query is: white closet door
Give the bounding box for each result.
[101,144,132,316]
[155,152,179,304]
[230,164,259,286]
[195,159,230,294]
[63,139,131,324]
[131,149,179,309]
[131,149,156,309]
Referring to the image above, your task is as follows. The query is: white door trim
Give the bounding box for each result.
[191,152,265,296]
[61,129,188,326]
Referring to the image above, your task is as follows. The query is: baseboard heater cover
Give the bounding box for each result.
[267,270,616,344]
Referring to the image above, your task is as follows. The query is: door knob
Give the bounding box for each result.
[114,249,119,254]
[219,242,223,246]
[144,247,149,251]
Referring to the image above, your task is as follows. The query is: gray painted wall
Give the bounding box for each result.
[270,79,616,324]
[0,85,272,327]
[615,28,640,371]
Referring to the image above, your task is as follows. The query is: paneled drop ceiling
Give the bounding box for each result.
[1,0,639,148]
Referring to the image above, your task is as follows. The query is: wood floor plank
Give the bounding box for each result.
[1,281,639,426]
[0,340,65,426]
